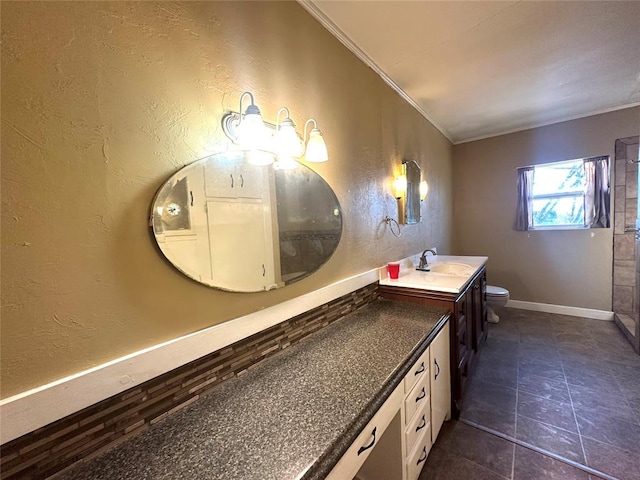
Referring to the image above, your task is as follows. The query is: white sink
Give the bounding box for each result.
[428,262,474,276]
[379,255,488,294]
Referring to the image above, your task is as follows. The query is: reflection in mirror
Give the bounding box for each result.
[404,160,421,224]
[150,151,342,292]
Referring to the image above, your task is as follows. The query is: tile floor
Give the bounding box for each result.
[419,307,640,480]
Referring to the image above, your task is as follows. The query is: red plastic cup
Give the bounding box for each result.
[387,262,400,279]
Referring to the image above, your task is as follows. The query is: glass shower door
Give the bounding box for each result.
[613,136,639,353]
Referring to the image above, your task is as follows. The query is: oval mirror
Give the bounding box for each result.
[150,151,342,292]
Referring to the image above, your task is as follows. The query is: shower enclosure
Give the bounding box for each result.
[613,136,639,353]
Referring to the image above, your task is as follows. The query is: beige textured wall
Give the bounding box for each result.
[453,108,639,311]
[1,2,453,398]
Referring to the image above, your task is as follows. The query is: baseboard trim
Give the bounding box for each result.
[506,300,614,321]
[0,269,379,445]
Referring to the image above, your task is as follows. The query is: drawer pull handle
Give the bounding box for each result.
[434,358,440,380]
[414,362,425,375]
[416,387,426,402]
[416,446,428,465]
[357,427,377,456]
[416,414,426,432]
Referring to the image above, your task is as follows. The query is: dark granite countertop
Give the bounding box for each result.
[54,299,449,480]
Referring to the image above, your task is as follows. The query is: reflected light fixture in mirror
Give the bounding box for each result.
[394,160,423,224]
[221,91,328,165]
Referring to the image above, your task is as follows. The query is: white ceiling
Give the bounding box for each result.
[302,1,640,144]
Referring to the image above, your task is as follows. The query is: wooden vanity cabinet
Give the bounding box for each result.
[379,266,487,418]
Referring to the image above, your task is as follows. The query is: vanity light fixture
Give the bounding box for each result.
[302,119,328,162]
[221,91,328,166]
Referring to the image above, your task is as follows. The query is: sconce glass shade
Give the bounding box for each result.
[420,180,428,200]
[274,108,303,159]
[394,175,407,198]
[236,93,271,154]
[303,119,328,163]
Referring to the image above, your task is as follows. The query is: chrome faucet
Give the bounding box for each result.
[417,249,437,271]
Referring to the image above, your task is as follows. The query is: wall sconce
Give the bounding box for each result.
[234,92,271,152]
[221,91,328,166]
[394,171,407,224]
[420,180,428,201]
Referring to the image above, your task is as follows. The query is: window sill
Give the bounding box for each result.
[528,225,590,231]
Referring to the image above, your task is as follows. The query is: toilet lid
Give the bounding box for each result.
[487,285,509,297]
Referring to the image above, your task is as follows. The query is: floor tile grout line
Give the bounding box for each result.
[559,349,590,470]
[458,418,619,480]
[511,326,520,480]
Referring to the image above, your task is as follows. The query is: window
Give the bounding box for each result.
[531,159,586,228]
[515,156,610,231]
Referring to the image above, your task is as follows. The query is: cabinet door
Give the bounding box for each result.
[204,163,266,199]
[430,321,451,443]
[234,166,265,199]
[204,162,236,198]
[206,200,276,291]
[327,384,403,480]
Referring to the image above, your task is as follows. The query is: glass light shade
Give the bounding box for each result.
[394,175,407,198]
[305,129,328,162]
[420,180,428,200]
[237,107,270,151]
[274,119,303,159]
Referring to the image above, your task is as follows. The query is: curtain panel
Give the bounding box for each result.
[584,155,610,228]
[515,167,534,231]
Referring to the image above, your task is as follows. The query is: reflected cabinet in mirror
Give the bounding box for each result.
[151,151,342,292]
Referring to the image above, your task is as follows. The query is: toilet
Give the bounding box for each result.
[486,285,509,323]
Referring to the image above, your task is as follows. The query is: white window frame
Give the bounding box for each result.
[529,159,587,230]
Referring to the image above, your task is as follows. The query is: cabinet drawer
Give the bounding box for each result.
[406,425,431,480]
[403,347,430,396]
[404,370,430,426]
[326,383,403,480]
[405,399,430,455]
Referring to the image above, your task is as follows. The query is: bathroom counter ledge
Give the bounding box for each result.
[54,299,449,480]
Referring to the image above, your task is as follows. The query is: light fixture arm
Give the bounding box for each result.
[303,118,318,144]
[276,107,291,128]
[239,91,257,117]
